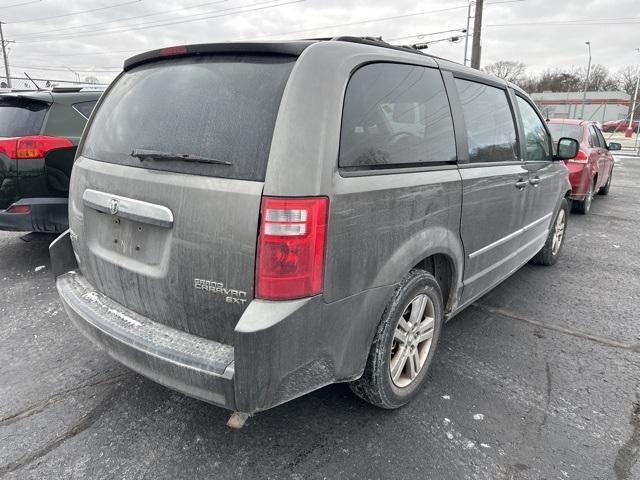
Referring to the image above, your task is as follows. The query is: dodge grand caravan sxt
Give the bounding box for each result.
[51,38,579,417]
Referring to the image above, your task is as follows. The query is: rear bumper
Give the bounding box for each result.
[565,163,591,200]
[52,234,394,414]
[0,197,68,232]
[57,270,238,409]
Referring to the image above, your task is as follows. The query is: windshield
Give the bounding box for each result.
[82,54,296,181]
[0,96,49,137]
[547,123,583,144]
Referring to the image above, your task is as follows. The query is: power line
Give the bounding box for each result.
[16,0,303,43]
[486,16,640,27]
[7,0,142,24]
[12,64,120,73]
[241,4,470,40]
[0,75,108,85]
[239,0,522,41]
[10,0,228,37]
[386,28,467,42]
[19,49,145,58]
[0,0,41,8]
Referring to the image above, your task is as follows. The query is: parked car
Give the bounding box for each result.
[50,38,578,419]
[0,87,102,232]
[547,119,621,214]
[602,119,639,133]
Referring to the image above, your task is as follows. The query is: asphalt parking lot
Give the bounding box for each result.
[1,155,639,480]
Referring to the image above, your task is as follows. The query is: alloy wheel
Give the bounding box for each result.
[389,294,435,388]
[551,208,566,255]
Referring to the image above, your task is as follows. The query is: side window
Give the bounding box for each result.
[515,96,552,161]
[455,78,518,162]
[72,100,97,120]
[339,63,456,168]
[588,125,600,147]
[594,126,607,148]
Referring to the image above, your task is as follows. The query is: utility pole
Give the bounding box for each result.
[628,48,639,143]
[463,1,474,66]
[580,41,592,119]
[0,21,11,88]
[628,71,639,140]
[470,0,483,69]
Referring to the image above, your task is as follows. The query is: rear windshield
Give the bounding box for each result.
[0,96,49,137]
[82,54,295,181]
[547,123,583,143]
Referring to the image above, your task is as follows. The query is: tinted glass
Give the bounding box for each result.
[73,100,97,120]
[516,96,551,161]
[82,54,295,181]
[547,123,583,144]
[594,126,607,148]
[455,79,517,162]
[339,63,456,168]
[0,96,48,137]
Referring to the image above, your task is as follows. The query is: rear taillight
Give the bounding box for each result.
[0,136,73,159]
[568,149,589,163]
[6,204,31,214]
[256,196,329,300]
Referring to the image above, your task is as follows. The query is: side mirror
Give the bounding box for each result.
[608,142,622,151]
[554,137,580,160]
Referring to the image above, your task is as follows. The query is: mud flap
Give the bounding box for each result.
[49,229,78,277]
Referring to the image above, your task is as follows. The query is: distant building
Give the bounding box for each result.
[530,91,631,123]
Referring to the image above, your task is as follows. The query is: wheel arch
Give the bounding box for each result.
[371,226,464,314]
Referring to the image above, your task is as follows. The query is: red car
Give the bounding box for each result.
[602,119,639,133]
[547,119,621,214]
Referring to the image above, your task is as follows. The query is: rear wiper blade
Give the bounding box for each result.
[130,148,231,165]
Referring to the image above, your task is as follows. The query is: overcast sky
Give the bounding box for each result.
[1,0,638,85]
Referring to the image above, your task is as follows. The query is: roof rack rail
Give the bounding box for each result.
[329,36,426,56]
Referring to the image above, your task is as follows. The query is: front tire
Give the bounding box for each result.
[349,270,444,409]
[532,198,569,266]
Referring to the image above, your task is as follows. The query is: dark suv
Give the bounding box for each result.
[0,87,102,233]
[51,38,579,419]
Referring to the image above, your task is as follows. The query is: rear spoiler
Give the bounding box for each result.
[123,41,314,71]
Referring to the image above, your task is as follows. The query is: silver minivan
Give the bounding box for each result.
[51,37,578,417]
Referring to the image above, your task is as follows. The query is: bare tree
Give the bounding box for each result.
[533,68,583,93]
[579,64,618,92]
[616,65,640,96]
[483,60,526,83]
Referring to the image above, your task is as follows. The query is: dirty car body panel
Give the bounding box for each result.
[53,39,570,414]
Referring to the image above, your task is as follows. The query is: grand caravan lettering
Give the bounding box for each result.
[194,278,248,305]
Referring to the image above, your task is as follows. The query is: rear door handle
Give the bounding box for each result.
[515,179,529,190]
[529,176,541,187]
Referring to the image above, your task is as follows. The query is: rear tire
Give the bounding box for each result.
[598,168,613,195]
[349,269,443,409]
[532,198,569,266]
[573,179,594,214]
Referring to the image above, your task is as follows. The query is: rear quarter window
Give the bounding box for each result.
[0,96,49,137]
[72,100,97,120]
[339,62,456,168]
[81,54,295,181]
